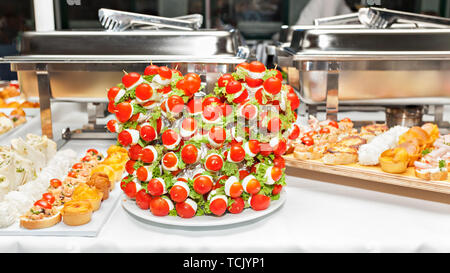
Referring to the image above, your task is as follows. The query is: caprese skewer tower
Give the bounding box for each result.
[108,61,299,218]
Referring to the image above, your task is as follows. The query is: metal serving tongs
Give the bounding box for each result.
[358,7,450,29]
[98,8,203,31]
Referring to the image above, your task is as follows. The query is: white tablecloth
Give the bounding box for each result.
[1,103,450,253]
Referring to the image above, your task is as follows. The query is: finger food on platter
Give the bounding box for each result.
[413,133,450,181]
[358,126,409,166]
[87,173,111,201]
[15,144,128,229]
[0,134,57,202]
[62,200,93,226]
[289,115,449,182]
[379,147,410,174]
[108,62,295,218]
[19,199,62,230]
[72,183,103,211]
[0,149,77,228]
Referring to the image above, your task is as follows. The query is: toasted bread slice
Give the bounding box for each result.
[322,145,358,165]
[361,124,388,135]
[337,136,367,149]
[415,169,448,181]
[20,211,62,230]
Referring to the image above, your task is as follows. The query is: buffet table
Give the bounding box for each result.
[1,103,450,253]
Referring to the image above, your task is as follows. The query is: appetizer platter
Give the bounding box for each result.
[284,117,450,194]
[108,61,298,223]
[0,143,129,236]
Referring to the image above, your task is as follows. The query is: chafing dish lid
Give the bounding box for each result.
[3,30,247,63]
[290,28,450,60]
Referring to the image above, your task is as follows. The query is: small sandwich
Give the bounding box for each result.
[20,199,61,230]
[322,145,359,165]
[414,160,448,181]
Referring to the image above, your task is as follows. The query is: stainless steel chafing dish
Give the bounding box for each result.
[276,26,450,128]
[1,29,249,139]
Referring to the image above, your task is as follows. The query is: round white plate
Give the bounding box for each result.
[121,192,286,228]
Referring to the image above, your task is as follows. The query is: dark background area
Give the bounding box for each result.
[0,0,449,80]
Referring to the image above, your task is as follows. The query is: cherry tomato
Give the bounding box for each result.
[141,147,157,164]
[42,192,55,204]
[226,80,242,94]
[319,127,330,134]
[68,171,77,178]
[267,117,282,133]
[270,166,283,182]
[272,138,287,156]
[208,126,226,145]
[162,152,178,169]
[236,62,249,71]
[209,198,227,216]
[123,181,137,199]
[202,105,222,122]
[175,201,196,218]
[287,91,300,110]
[144,64,159,75]
[181,144,199,164]
[107,86,120,102]
[218,73,234,88]
[170,185,189,203]
[71,163,83,170]
[147,178,166,196]
[87,149,98,155]
[232,89,248,104]
[125,160,136,175]
[249,61,266,73]
[301,136,314,146]
[205,154,224,172]
[135,83,153,101]
[106,120,118,133]
[140,124,157,142]
[273,156,286,169]
[193,176,213,195]
[128,144,143,161]
[272,185,283,195]
[220,103,233,117]
[228,181,243,198]
[250,194,270,211]
[107,101,116,114]
[259,143,273,157]
[136,189,152,210]
[150,197,170,216]
[115,102,133,123]
[162,129,180,147]
[187,98,203,114]
[288,124,300,140]
[34,199,52,210]
[329,120,339,129]
[227,197,245,214]
[239,169,250,180]
[167,95,185,113]
[121,72,141,88]
[50,178,62,188]
[229,145,245,162]
[263,77,282,95]
[158,66,172,79]
[245,76,264,88]
[245,177,261,195]
[182,73,201,95]
[341,118,352,122]
[202,96,222,108]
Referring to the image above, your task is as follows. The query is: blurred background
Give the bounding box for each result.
[1,0,450,80]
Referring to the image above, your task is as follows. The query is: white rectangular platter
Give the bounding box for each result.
[0,139,121,237]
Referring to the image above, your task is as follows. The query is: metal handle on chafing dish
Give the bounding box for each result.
[98,8,203,31]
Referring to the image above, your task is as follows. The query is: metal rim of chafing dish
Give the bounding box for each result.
[1,30,250,140]
[276,27,450,124]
